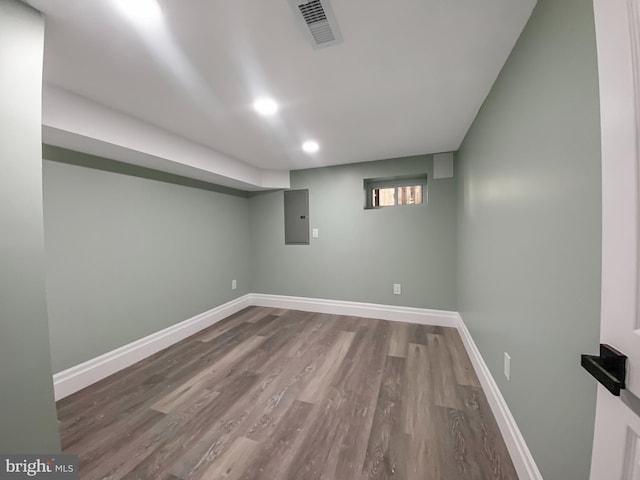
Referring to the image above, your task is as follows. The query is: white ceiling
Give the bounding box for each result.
[27,0,536,189]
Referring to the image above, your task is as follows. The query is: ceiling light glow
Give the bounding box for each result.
[302,140,319,153]
[253,98,279,116]
[114,0,163,27]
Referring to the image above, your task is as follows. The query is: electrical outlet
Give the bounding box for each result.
[232,279,237,290]
[504,352,511,381]
[312,228,319,238]
[393,283,401,295]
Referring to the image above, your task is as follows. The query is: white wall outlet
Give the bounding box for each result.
[504,352,511,381]
[231,279,237,290]
[312,228,319,238]
[393,283,401,295]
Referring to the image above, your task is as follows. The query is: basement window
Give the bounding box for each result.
[364,174,427,209]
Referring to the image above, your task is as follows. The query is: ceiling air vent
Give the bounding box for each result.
[289,0,343,49]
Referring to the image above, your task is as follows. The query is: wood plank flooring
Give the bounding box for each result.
[57,307,518,480]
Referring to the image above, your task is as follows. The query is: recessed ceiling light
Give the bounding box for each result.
[302,140,319,153]
[253,98,279,116]
[114,0,163,26]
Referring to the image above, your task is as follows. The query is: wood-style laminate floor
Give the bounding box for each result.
[57,307,518,480]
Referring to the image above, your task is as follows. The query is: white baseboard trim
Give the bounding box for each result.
[52,294,252,401]
[249,293,459,327]
[456,313,543,480]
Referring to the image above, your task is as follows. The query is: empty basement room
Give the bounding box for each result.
[4,0,638,478]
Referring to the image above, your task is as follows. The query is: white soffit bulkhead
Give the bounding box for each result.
[433,152,454,179]
[42,85,290,191]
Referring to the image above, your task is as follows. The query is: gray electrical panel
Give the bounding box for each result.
[284,189,309,245]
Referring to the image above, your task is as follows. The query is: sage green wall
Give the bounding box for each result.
[456,0,601,478]
[43,148,251,373]
[0,0,60,453]
[250,155,457,310]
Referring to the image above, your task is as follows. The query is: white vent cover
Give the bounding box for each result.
[289,0,343,49]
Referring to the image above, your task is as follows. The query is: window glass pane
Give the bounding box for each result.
[364,174,426,209]
[397,185,422,205]
[373,187,395,207]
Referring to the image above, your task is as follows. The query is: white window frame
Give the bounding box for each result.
[363,175,427,209]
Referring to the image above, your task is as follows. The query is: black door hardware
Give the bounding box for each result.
[581,344,627,396]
